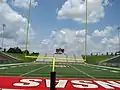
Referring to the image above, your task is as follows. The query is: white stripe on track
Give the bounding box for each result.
[20,65,48,76]
[69,65,96,79]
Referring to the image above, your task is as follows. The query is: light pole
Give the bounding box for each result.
[2,24,6,50]
[118,27,120,52]
[25,0,31,55]
[84,0,88,61]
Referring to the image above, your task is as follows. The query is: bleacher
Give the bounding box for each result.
[0,52,22,64]
[36,53,85,64]
[100,55,120,67]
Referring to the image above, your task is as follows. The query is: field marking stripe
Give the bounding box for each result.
[88,64,120,71]
[20,65,48,76]
[0,62,34,67]
[0,62,45,67]
[0,72,74,76]
[69,65,96,79]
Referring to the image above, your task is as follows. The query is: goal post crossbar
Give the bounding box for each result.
[25,55,85,61]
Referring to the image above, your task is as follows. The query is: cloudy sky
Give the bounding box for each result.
[0,0,120,55]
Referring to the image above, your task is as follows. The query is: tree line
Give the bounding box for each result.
[90,51,120,56]
[5,47,29,54]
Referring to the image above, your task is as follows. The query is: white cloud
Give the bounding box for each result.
[92,26,115,37]
[0,1,35,48]
[12,0,38,9]
[36,26,118,54]
[57,0,110,23]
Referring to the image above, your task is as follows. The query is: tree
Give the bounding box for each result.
[91,53,93,56]
[106,52,109,56]
[31,52,39,56]
[24,50,29,55]
[101,53,104,56]
[15,47,22,53]
[4,48,6,52]
[7,47,23,53]
[96,53,98,56]
[110,52,114,56]
[116,51,120,55]
[7,48,16,53]
[115,52,118,56]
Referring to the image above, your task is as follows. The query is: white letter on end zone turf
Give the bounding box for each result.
[13,79,42,87]
[71,80,98,88]
[56,80,68,88]
[94,81,120,89]
[46,80,68,88]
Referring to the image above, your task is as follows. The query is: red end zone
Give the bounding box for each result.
[0,76,120,90]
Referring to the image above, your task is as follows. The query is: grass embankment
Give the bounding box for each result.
[6,53,38,63]
[83,56,113,64]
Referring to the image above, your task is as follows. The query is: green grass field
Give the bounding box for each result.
[5,52,113,64]
[5,53,38,62]
[85,56,113,64]
[0,53,118,80]
[0,62,120,80]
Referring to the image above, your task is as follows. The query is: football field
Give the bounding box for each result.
[0,62,120,80]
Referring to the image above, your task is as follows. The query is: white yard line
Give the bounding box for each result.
[0,72,22,75]
[20,65,48,76]
[69,65,96,79]
[0,62,41,67]
[0,63,33,67]
[88,64,120,71]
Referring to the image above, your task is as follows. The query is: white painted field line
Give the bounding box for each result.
[0,62,33,67]
[88,64,120,71]
[20,65,48,76]
[0,62,42,67]
[69,65,96,79]
[0,72,22,75]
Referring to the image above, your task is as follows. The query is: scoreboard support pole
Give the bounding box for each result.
[50,57,56,90]
[50,72,56,90]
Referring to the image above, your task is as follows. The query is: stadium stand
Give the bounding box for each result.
[100,55,120,67]
[36,53,84,64]
[0,52,22,64]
